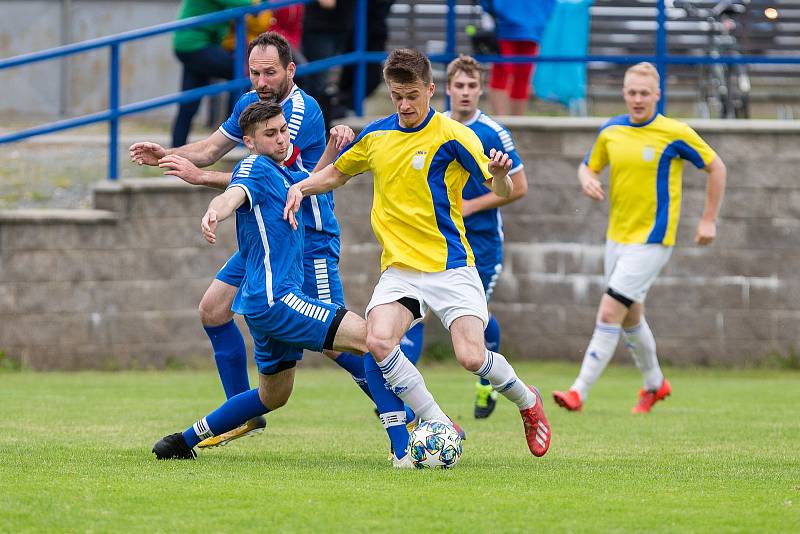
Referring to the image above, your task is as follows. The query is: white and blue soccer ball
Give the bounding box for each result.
[407,420,462,469]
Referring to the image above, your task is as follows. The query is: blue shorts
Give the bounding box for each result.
[215,250,246,287]
[478,263,503,302]
[302,232,344,307]
[244,291,341,375]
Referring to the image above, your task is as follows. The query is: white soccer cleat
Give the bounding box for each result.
[391,453,415,469]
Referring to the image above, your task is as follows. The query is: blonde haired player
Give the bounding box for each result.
[553,62,727,414]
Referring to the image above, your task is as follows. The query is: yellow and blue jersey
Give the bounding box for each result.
[334,108,493,273]
[584,113,717,246]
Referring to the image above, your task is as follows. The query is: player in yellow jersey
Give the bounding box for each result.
[553,62,727,414]
[284,49,551,463]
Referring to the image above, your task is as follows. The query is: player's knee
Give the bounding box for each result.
[198,296,233,326]
[455,349,484,373]
[366,333,397,361]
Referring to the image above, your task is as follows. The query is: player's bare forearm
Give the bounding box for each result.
[471,169,528,215]
[168,132,237,168]
[201,170,233,190]
[702,156,727,222]
[297,164,351,196]
[208,188,246,223]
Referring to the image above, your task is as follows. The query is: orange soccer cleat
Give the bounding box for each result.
[552,389,583,412]
[632,378,672,414]
[520,386,551,457]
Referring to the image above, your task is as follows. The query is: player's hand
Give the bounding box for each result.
[487,148,512,178]
[158,154,204,185]
[318,0,336,8]
[580,176,605,201]
[283,184,303,230]
[202,209,219,244]
[695,219,717,245]
[329,125,355,151]
[129,142,168,166]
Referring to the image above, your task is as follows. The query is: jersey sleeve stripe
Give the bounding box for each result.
[218,126,242,143]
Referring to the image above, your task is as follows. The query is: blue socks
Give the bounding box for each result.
[364,355,410,457]
[183,388,268,448]
[204,320,249,399]
[334,352,373,400]
[481,314,501,387]
[401,322,425,365]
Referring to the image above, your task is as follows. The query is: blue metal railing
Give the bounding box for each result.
[2,0,800,179]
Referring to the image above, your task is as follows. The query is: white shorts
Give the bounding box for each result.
[366,266,489,329]
[604,240,673,304]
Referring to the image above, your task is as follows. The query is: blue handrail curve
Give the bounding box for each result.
[1,0,799,179]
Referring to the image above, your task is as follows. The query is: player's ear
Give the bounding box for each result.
[286,61,296,80]
[243,134,255,152]
[428,82,435,98]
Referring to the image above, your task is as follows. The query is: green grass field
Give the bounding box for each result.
[1,362,798,532]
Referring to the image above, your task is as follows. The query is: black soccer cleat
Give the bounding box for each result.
[152,432,197,460]
[474,382,498,419]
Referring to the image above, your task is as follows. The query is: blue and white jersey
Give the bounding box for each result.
[219,85,340,240]
[445,109,524,268]
[228,155,305,315]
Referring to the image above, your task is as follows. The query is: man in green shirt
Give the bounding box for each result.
[172,0,254,147]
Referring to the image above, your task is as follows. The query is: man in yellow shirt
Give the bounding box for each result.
[553,62,727,414]
[284,49,551,463]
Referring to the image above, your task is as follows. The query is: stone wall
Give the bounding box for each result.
[2,119,800,369]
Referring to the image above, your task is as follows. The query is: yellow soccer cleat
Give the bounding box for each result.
[196,416,266,449]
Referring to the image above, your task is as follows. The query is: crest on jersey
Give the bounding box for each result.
[412,151,427,170]
[642,145,656,162]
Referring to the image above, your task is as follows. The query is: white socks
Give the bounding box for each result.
[571,321,621,401]
[475,350,536,410]
[376,346,448,423]
[623,318,664,391]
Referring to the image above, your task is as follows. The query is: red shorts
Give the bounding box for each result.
[489,39,540,100]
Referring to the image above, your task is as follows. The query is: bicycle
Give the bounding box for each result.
[674,0,752,119]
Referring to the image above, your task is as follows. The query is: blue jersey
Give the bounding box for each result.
[445,110,523,269]
[227,155,305,315]
[219,85,340,240]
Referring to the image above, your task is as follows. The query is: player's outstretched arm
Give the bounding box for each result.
[578,162,605,201]
[283,164,353,229]
[201,187,247,245]
[488,148,513,198]
[130,130,236,169]
[695,156,727,246]
[313,125,356,172]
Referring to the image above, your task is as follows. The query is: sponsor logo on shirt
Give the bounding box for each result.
[411,150,427,170]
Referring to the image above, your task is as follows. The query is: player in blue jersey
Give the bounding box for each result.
[153,101,371,460]
[285,49,551,464]
[399,55,529,420]
[130,32,372,447]
[552,63,727,414]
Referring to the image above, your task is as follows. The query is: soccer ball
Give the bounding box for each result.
[407,420,462,469]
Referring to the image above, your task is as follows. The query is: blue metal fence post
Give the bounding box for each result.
[235,13,246,80]
[109,43,120,180]
[656,0,667,114]
[445,0,456,112]
[353,0,367,117]
[446,0,456,57]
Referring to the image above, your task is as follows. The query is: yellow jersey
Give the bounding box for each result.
[584,113,718,246]
[334,108,493,272]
